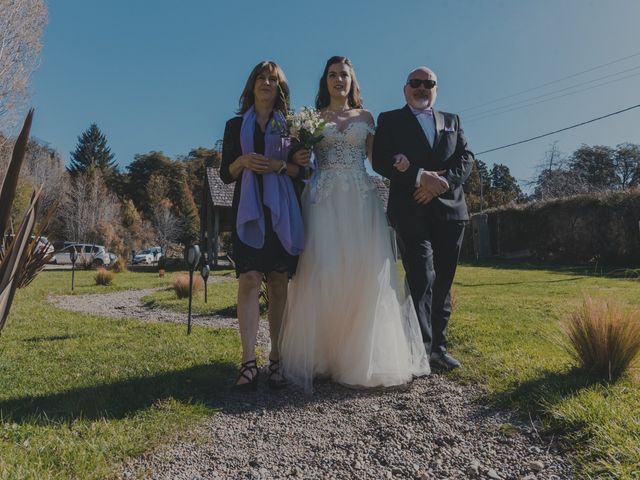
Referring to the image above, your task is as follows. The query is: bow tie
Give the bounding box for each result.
[410,106,433,117]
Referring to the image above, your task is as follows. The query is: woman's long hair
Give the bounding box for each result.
[315,56,363,110]
[237,61,290,115]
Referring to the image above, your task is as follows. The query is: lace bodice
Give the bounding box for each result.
[312,121,376,203]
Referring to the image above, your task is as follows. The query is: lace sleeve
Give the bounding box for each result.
[366,123,375,135]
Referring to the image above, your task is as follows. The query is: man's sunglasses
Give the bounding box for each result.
[406,79,437,89]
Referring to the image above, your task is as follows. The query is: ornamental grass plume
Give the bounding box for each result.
[561,296,640,381]
[110,257,127,273]
[173,274,203,299]
[95,268,115,286]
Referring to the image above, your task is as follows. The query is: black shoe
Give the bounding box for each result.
[267,358,287,390]
[430,352,461,370]
[232,359,259,392]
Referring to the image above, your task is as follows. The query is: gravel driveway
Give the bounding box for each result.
[49,287,573,479]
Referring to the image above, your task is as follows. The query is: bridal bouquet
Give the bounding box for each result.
[273,107,326,179]
[284,107,327,150]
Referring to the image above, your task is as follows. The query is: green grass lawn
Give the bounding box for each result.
[0,270,240,480]
[1,265,639,478]
[450,262,640,479]
[141,269,243,318]
[144,261,640,477]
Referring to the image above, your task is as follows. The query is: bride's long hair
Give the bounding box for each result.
[315,56,363,110]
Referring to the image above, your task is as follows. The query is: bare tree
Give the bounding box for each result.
[59,171,120,243]
[152,198,181,254]
[531,142,589,200]
[614,143,640,190]
[0,0,48,134]
[23,139,65,213]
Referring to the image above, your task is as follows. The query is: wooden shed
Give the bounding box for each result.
[200,167,234,266]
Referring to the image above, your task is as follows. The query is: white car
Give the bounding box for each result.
[133,249,155,264]
[54,244,112,267]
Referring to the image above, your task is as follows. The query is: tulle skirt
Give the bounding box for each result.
[279,171,430,392]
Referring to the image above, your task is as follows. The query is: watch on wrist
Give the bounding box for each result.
[278,160,288,175]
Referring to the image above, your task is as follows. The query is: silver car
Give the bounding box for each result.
[53,244,112,267]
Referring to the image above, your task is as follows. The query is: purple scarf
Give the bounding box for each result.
[237,107,304,255]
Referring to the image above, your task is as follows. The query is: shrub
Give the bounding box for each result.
[110,257,127,273]
[172,274,203,299]
[562,296,640,380]
[95,268,115,286]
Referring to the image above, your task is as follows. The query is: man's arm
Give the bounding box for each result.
[372,113,421,188]
[442,115,474,188]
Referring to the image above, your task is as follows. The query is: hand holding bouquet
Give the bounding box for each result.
[275,107,326,179]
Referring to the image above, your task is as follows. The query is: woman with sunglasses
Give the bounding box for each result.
[219,61,306,391]
[279,56,430,392]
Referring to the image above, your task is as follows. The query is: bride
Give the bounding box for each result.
[279,56,430,392]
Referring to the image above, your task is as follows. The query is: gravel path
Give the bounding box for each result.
[50,287,573,479]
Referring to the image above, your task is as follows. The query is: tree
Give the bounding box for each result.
[68,123,117,181]
[614,143,640,189]
[175,180,200,245]
[569,144,617,192]
[23,138,66,214]
[120,199,154,254]
[488,163,523,206]
[0,0,47,133]
[59,171,120,244]
[152,198,180,254]
[146,172,170,210]
[125,151,174,215]
[464,159,490,212]
[533,168,589,200]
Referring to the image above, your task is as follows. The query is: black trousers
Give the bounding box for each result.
[395,215,465,356]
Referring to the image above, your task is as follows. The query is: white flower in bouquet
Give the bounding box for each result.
[284,107,327,149]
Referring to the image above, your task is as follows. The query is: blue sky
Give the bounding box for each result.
[29,0,640,189]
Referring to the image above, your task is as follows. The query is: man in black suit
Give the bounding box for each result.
[372,66,474,370]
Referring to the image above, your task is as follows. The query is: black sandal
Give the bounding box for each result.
[267,358,287,390]
[232,359,258,392]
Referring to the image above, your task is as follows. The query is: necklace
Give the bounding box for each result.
[327,105,351,114]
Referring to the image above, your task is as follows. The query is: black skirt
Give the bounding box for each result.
[220,116,300,278]
[232,206,298,278]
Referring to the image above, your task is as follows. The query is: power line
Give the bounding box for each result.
[461,51,640,113]
[465,70,640,124]
[465,64,640,121]
[475,103,640,156]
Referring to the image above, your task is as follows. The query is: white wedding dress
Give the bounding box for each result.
[279,121,430,392]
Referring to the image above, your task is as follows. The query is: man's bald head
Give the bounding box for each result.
[406,66,437,84]
[404,66,438,109]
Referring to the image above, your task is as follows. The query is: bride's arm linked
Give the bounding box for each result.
[372,112,421,186]
[364,110,375,164]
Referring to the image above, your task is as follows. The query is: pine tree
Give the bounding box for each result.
[176,180,200,245]
[68,123,116,177]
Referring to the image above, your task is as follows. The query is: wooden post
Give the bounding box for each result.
[213,208,220,267]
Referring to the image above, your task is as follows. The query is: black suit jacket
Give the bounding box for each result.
[372,105,474,224]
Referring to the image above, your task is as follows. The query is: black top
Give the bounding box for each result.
[218,116,300,277]
[220,116,265,216]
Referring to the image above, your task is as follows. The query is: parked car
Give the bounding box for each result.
[36,236,55,255]
[53,244,112,267]
[149,246,163,262]
[2,234,54,256]
[133,249,155,264]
